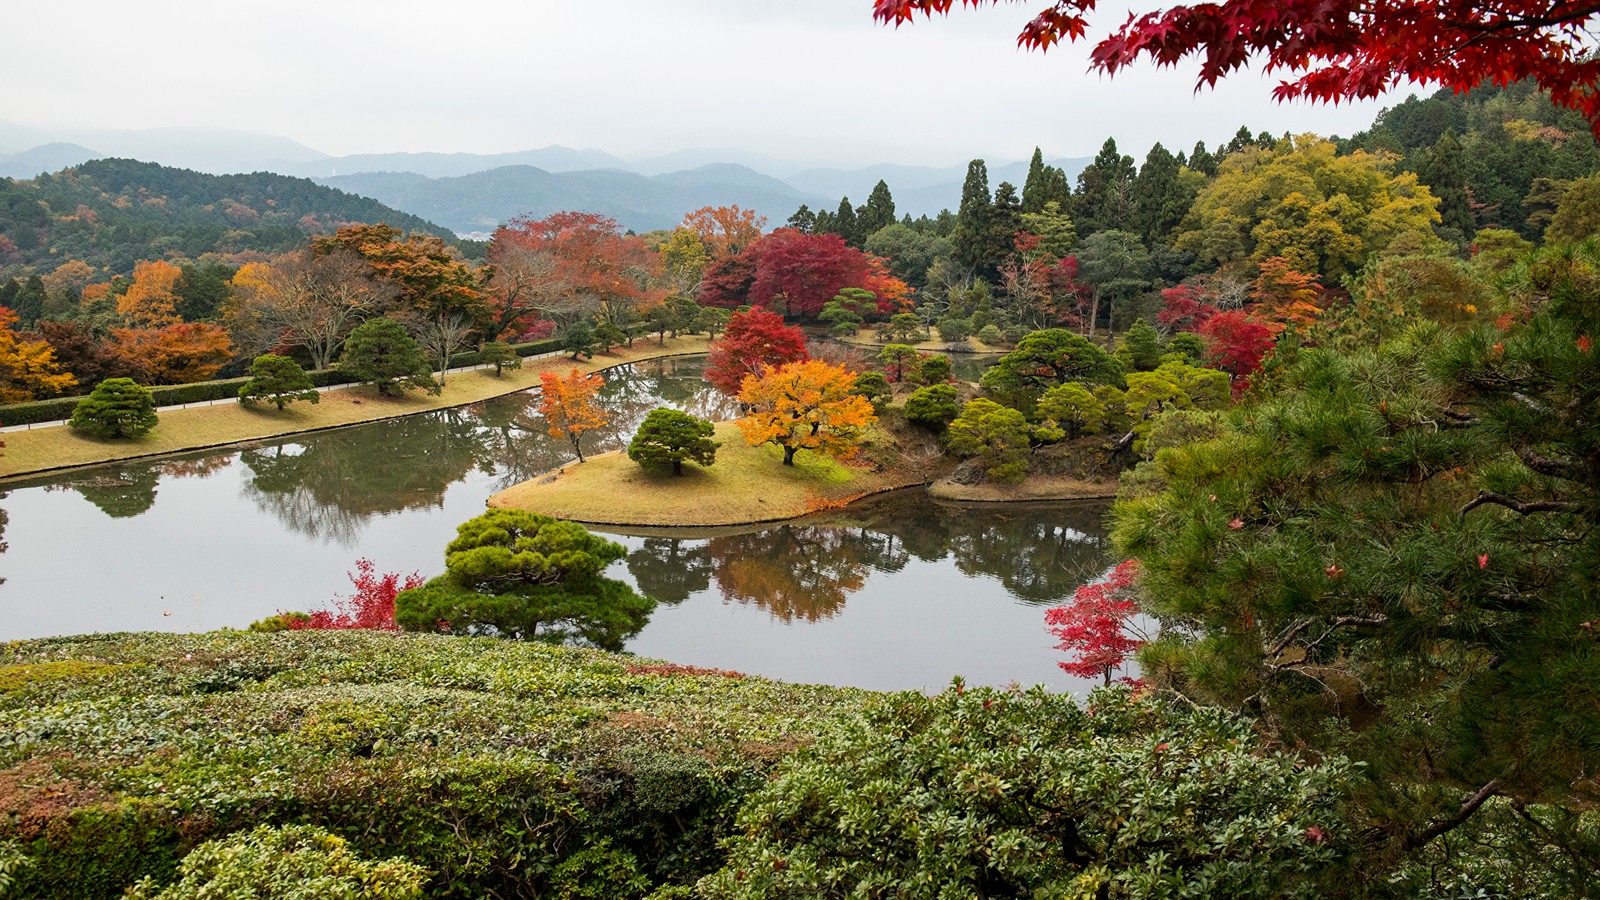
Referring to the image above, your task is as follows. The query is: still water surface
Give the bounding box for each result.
[0,356,1111,692]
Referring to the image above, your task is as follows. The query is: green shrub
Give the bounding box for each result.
[124,825,428,900]
[851,371,891,406]
[239,354,320,410]
[548,839,650,900]
[395,509,656,651]
[918,354,952,385]
[698,685,1353,899]
[902,384,959,432]
[627,408,719,476]
[69,378,158,438]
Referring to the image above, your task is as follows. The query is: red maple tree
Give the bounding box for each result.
[1045,560,1146,686]
[1157,283,1222,333]
[1200,309,1278,381]
[703,306,810,395]
[873,0,1600,135]
[748,229,874,321]
[288,559,425,631]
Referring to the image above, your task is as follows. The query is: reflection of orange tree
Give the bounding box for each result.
[709,526,876,622]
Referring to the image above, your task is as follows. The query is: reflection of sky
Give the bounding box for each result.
[1,357,1115,695]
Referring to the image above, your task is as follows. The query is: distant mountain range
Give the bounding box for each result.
[0,121,1091,236]
[0,158,458,274]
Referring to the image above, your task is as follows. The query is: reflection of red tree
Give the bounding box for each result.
[709,527,871,622]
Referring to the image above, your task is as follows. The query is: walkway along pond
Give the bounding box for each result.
[0,356,1113,692]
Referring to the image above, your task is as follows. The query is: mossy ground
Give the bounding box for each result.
[0,336,712,480]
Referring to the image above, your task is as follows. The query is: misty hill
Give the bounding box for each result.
[0,158,457,274]
[288,145,630,179]
[0,121,326,177]
[317,163,830,234]
[0,143,104,180]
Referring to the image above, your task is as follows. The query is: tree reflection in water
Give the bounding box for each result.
[621,491,1110,623]
[240,410,492,546]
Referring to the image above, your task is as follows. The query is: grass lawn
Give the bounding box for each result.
[0,335,712,480]
[490,420,925,526]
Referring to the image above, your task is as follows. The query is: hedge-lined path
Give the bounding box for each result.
[0,335,712,480]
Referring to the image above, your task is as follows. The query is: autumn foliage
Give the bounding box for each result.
[287,559,425,631]
[704,307,809,395]
[736,360,878,466]
[681,205,766,262]
[111,322,234,385]
[873,0,1600,136]
[539,369,609,462]
[1044,559,1145,686]
[0,307,76,402]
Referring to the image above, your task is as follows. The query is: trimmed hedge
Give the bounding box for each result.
[0,338,571,426]
[0,631,861,899]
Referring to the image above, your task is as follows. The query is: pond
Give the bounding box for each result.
[0,356,1112,692]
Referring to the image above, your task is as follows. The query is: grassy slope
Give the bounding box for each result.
[490,420,939,526]
[0,630,864,898]
[0,336,712,480]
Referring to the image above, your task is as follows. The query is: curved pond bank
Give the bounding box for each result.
[0,335,713,481]
[0,356,1115,693]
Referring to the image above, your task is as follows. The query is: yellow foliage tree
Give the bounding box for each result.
[0,309,76,402]
[118,260,183,328]
[539,369,609,462]
[1176,136,1440,281]
[736,360,877,466]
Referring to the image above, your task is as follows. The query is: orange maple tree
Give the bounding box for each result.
[681,205,767,262]
[873,0,1600,135]
[117,260,183,328]
[1249,257,1325,333]
[736,360,878,466]
[491,212,663,332]
[111,322,234,385]
[538,368,609,462]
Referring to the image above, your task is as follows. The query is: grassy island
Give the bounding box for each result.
[0,336,711,481]
[490,420,943,526]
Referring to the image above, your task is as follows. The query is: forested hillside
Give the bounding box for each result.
[0,159,458,274]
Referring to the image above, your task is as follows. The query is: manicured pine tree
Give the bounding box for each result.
[69,377,158,438]
[627,407,719,475]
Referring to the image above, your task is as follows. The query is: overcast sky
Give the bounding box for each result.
[8,0,1415,168]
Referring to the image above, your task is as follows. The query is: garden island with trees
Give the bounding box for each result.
[3,0,1600,896]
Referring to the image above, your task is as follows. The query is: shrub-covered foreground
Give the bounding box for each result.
[0,631,858,898]
[3,631,1566,898]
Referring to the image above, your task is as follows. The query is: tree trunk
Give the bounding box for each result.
[672,459,683,475]
[572,434,585,462]
[783,445,798,466]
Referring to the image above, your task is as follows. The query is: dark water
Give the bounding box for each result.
[0,357,1111,692]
